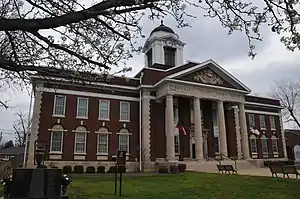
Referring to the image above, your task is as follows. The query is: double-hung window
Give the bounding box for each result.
[76,97,88,118]
[99,100,110,120]
[53,95,66,116]
[120,101,130,122]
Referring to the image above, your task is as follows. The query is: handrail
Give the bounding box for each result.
[220,153,237,170]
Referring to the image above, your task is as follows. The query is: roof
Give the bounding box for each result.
[150,21,175,35]
[285,129,300,135]
[0,147,25,155]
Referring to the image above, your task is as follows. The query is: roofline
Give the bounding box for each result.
[165,59,251,93]
[30,75,139,91]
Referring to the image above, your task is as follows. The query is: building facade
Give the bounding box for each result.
[27,22,288,171]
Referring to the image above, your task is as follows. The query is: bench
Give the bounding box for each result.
[217,164,237,174]
[269,164,283,177]
[269,165,300,178]
[282,166,300,179]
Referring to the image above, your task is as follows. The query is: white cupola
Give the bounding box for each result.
[142,21,185,69]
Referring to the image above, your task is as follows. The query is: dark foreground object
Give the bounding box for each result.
[5,168,69,199]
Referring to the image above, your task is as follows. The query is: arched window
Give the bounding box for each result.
[96,127,111,154]
[174,128,180,154]
[118,128,131,153]
[271,135,279,154]
[73,126,89,154]
[249,134,258,154]
[261,135,268,155]
[49,124,65,153]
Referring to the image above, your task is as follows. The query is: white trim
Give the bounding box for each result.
[97,133,109,154]
[72,130,91,133]
[157,59,251,92]
[245,110,281,116]
[48,129,68,132]
[155,78,250,94]
[31,75,139,90]
[95,131,112,134]
[76,97,89,118]
[37,87,140,101]
[119,101,131,122]
[52,94,66,117]
[74,131,87,154]
[49,131,64,154]
[99,100,110,120]
[245,102,283,109]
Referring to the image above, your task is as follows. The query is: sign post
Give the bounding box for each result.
[113,150,126,196]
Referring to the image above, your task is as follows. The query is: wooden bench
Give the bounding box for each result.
[217,164,237,174]
[269,164,283,177]
[282,165,300,179]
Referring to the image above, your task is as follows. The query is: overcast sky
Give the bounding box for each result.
[1,6,300,141]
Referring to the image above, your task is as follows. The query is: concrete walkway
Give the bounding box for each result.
[188,167,300,180]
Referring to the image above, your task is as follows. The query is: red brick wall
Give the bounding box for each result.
[245,112,283,158]
[38,92,139,161]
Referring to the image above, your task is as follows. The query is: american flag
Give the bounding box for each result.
[177,121,187,136]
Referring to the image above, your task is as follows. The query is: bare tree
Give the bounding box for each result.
[272,78,300,129]
[12,111,31,147]
[1,0,300,108]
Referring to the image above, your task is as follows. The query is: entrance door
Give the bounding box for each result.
[192,143,196,159]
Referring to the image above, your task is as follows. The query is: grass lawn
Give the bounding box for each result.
[68,172,300,199]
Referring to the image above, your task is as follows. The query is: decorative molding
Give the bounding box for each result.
[37,87,140,102]
[245,110,281,116]
[27,83,44,168]
[159,83,245,102]
[194,69,223,85]
[233,107,242,159]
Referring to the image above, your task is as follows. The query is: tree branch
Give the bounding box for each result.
[29,31,109,69]
[0,0,157,31]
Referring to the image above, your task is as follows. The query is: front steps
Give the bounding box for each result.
[184,159,257,173]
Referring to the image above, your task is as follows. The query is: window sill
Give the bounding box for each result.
[74,153,87,155]
[76,116,88,120]
[49,152,63,155]
[52,115,66,118]
[97,153,109,156]
[98,118,110,121]
[260,128,266,130]
[251,152,258,155]
[112,153,130,157]
[119,120,130,123]
[271,128,276,131]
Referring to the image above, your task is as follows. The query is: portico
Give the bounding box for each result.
[156,81,250,161]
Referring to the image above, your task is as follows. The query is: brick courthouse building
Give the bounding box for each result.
[26,22,288,171]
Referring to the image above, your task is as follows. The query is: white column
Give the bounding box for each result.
[279,113,288,159]
[217,100,228,156]
[193,98,203,160]
[165,95,175,161]
[239,103,250,159]
[27,83,43,168]
[142,90,151,168]
[233,106,242,159]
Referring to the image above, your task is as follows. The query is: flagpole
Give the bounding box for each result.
[23,88,34,168]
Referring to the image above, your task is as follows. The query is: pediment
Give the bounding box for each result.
[168,60,250,92]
